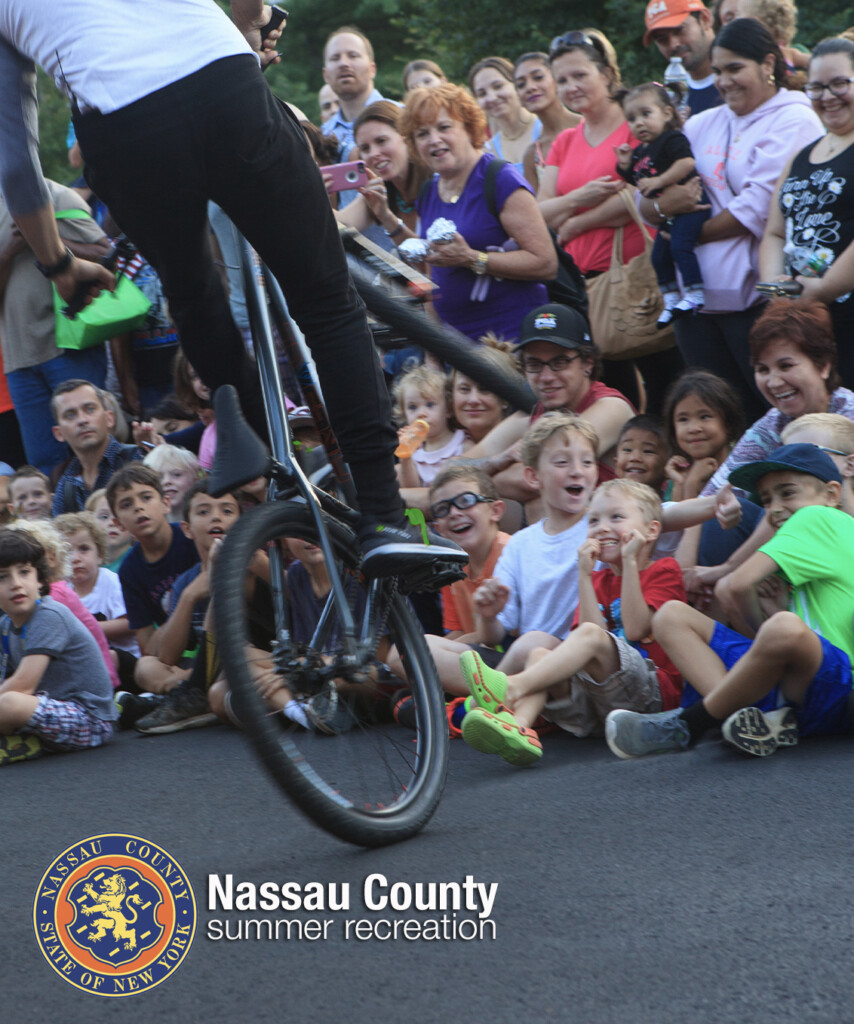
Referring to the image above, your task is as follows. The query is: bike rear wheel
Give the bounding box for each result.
[213,501,448,847]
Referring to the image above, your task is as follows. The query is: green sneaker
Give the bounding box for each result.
[460,650,509,714]
[0,733,44,765]
[461,707,542,766]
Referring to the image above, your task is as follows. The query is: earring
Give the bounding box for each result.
[768,74,775,85]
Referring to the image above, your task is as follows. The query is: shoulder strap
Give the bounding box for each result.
[482,158,509,223]
[54,208,93,222]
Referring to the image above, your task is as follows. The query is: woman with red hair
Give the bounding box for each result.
[401,83,555,343]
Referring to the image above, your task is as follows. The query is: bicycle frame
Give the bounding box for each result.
[234,229,369,665]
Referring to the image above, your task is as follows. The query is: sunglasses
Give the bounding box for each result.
[429,491,495,520]
[549,31,605,58]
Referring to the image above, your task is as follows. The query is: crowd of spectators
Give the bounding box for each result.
[4,0,854,769]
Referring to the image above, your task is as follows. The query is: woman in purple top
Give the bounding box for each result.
[401,83,555,343]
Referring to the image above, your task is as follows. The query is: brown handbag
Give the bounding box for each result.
[585,191,676,360]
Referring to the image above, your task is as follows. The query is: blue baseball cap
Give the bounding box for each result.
[728,443,842,499]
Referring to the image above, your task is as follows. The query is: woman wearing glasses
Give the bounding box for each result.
[760,37,854,387]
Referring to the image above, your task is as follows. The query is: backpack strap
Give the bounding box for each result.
[482,158,509,223]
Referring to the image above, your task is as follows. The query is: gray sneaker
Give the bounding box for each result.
[721,706,798,757]
[605,707,691,760]
[135,685,217,734]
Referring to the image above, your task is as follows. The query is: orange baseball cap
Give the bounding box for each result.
[643,0,708,46]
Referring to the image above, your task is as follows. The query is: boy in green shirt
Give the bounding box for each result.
[606,444,854,759]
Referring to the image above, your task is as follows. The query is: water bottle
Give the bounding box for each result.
[664,56,691,121]
[395,418,430,458]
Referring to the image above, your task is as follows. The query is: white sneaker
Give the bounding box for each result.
[721,706,798,757]
[673,292,705,317]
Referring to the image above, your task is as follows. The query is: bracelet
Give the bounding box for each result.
[34,246,74,279]
[471,251,490,276]
[652,199,666,223]
[385,218,405,239]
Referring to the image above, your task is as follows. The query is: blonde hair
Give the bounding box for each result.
[85,488,108,513]
[741,0,797,46]
[53,511,108,562]
[6,518,70,581]
[591,478,662,524]
[781,413,854,452]
[392,365,450,425]
[519,412,599,469]
[142,444,202,477]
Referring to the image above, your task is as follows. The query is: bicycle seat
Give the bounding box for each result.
[209,385,271,497]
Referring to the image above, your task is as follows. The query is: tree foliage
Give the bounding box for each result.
[35,0,854,184]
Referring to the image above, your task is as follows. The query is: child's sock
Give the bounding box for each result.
[681,700,721,744]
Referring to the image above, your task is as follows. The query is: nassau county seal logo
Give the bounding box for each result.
[33,834,196,997]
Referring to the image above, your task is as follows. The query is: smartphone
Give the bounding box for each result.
[756,280,804,297]
[321,161,369,192]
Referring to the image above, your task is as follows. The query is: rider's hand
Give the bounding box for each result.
[52,256,114,306]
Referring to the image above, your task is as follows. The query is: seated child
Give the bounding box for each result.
[54,512,140,685]
[107,464,198,665]
[459,479,686,765]
[780,413,854,517]
[0,529,117,764]
[388,465,510,699]
[208,534,378,735]
[605,444,854,759]
[394,365,468,492]
[7,518,121,691]
[86,488,133,571]
[132,479,234,699]
[662,370,762,576]
[142,443,202,522]
[414,413,599,699]
[614,413,742,561]
[7,466,53,521]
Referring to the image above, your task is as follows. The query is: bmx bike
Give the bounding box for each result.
[207,231,474,848]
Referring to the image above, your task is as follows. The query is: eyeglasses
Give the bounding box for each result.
[804,76,854,100]
[429,491,495,520]
[521,353,581,375]
[549,31,604,59]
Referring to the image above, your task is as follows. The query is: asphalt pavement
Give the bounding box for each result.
[5,720,854,1023]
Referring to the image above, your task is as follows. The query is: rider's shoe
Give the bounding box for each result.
[358,517,468,582]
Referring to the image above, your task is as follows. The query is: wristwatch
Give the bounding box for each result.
[471,251,489,276]
[34,247,74,279]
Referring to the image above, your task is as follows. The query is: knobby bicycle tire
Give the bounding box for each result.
[213,501,448,847]
[349,260,536,414]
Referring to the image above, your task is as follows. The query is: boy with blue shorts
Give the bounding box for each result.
[605,444,854,759]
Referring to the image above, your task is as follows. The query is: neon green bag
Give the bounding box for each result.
[53,210,151,350]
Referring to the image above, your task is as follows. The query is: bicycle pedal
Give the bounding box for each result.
[397,559,467,595]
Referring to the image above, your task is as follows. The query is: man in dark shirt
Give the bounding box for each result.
[51,379,142,515]
[643,0,723,117]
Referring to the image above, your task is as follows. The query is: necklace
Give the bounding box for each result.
[825,130,854,157]
[391,187,415,214]
[500,116,534,142]
[437,179,463,204]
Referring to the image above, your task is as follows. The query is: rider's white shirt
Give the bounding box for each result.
[0,0,252,114]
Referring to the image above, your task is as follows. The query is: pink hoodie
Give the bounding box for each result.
[685,90,823,312]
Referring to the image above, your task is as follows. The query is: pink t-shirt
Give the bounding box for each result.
[50,580,121,690]
[546,122,646,275]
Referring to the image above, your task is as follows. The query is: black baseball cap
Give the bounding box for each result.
[728,443,842,499]
[516,303,592,351]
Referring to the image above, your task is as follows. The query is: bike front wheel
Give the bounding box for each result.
[213,501,448,847]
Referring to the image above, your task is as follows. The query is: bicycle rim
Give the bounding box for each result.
[213,501,448,847]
